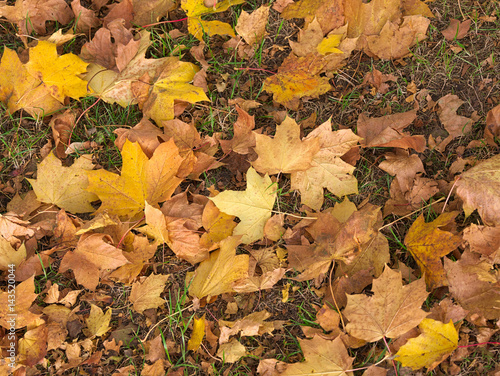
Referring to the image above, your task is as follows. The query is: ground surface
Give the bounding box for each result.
[1,0,500,375]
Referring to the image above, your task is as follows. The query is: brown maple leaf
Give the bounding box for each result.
[343,266,428,342]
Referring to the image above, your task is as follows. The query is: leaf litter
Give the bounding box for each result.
[0,0,500,375]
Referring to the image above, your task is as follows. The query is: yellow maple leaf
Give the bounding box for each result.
[181,0,245,41]
[27,152,98,214]
[253,117,320,175]
[87,139,187,219]
[140,59,209,125]
[25,41,89,103]
[404,212,462,289]
[263,53,332,110]
[395,319,458,371]
[84,304,112,337]
[188,237,249,300]
[0,47,63,117]
[210,167,276,244]
[0,275,40,329]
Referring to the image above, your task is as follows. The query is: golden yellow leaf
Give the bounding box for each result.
[216,338,247,363]
[28,152,98,214]
[199,200,237,251]
[181,0,245,41]
[395,319,458,371]
[290,120,360,210]
[140,59,209,125]
[188,237,249,300]
[210,167,276,244]
[343,266,428,342]
[263,53,332,110]
[0,47,62,116]
[18,321,47,367]
[129,274,170,314]
[187,314,206,351]
[404,212,462,289]
[253,117,320,175]
[87,139,186,219]
[0,237,26,270]
[84,304,112,337]
[317,34,343,55]
[25,41,88,102]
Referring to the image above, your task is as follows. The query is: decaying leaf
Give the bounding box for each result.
[235,5,270,45]
[210,167,276,244]
[395,319,458,370]
[344,266,428,342]
[187,314,206,351]
[0,275,40,329]
[455,154,500,226]
[84,304,112,337]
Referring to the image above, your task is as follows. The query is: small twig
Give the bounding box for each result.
[68,97,102,147]
[140,18,188,28]
[234,67,276,75]
[442,177,460,213]
[117,215,145,248]
[378,197,445,231]
[328,264,345,330]
[270,210,317,220]
[382,336,399,376]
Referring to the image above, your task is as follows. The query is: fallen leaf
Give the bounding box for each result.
[281,0,345,34]
[263,53,332,110]
[131,0,176,26]
[210,167,276,244]
[26,41,89,103]
[436,94,473,151]
[129,274,170,314]
[235,5,270,45]
[363,68,397,94]
[404,212,462,289]
[188,237,249,300]
[181,0,245,41]
[84,304,112,337]
[0,213,34,247]
[187,314,206,351]
[216,337,247,363]
[291,120,360,210]
[455,154,500,226]
[0,275,40,329]
[28,152,98,214]
[395,319,458,370]
[463,224,500,264]
[253,117,320,175]
[281,336,353,376]
[219,310,284,344]
[71,0,101,32]
[18,321,47,367]
[0,0,72,36]
[378,150,425,194]
[200,200,237,251]
[114,118,164,158]
[357,110,426,151]
[219,106,256,155]
[0,236,27,270]
[0,47,62,116]
[442,19,471,40]
[445,250,500,320]
[87,139,186,219]
[344,266,428,342]
[50,110,77,159]
[59,233,129,290]
[485,104,500,146]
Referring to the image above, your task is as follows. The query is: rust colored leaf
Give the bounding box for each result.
[442,19,471,40]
